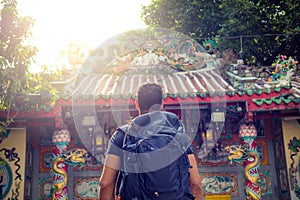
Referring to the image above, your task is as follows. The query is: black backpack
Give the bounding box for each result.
[117,115,195,200]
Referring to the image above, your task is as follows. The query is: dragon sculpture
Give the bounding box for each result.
[268,54,298,86]
[225,124,262,200]
[288,136,300,198]
[51,129,87,200]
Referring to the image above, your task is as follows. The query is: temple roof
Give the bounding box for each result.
[57,29,300,112]
[65,50,299,104]
[69,67,233,99]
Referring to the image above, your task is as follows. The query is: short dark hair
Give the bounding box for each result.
[136,83,163,112]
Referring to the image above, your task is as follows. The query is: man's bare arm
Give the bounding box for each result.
[99,154,120,200]
[188,154,203,200]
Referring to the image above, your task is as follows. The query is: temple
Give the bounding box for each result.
[1,29,300,200]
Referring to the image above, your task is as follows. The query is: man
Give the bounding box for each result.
[99,83,203,200]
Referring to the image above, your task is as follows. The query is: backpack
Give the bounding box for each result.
[117,113,195,200]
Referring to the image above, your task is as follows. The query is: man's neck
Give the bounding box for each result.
[139,110,149,115]
[139,109,162,115]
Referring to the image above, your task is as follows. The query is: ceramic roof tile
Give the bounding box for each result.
[70,66,239,99]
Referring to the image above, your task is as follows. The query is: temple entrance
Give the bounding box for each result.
[23,104,295,199]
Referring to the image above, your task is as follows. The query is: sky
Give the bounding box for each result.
[18,0,151,71]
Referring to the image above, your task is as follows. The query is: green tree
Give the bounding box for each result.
[0,0,60,137]
[142,0,222,38]
[141,0,300,65]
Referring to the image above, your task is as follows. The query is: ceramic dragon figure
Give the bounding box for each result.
[225,124,261,200]
[51,129,87,200]
[288,137,300,198]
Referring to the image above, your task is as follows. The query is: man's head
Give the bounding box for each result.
[136,83,163,114]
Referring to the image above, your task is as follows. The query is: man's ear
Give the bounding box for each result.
[135,99,139,109]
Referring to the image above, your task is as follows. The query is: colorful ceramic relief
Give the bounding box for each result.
[0,147,22,200]
[39,147,54,172]
[200,172,238,196]
[74,177,99,199]
[0,157,13,198]
[38,178,52,200]
[259,171,272,196]
[74,151,104,171]
[256,140,269,166]
[196,149,229,166]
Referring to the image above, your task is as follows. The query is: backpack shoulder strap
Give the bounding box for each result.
[114,124,129,197]
[117,124,129,133]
